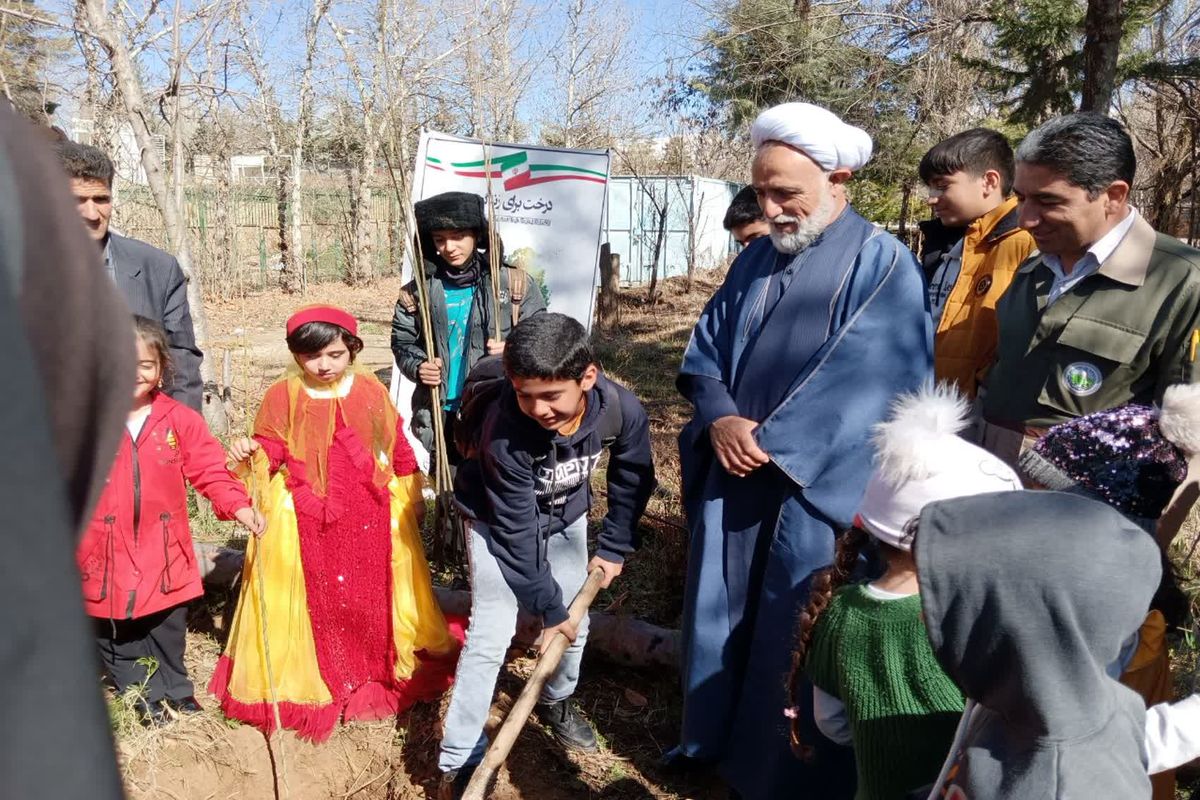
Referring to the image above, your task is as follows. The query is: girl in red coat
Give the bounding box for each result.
[78,316,264,725]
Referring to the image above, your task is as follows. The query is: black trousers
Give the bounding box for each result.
[443,409,463,467]
[94,603,193,704]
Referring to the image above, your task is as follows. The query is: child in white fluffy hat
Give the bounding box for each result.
[785,383,1021,800]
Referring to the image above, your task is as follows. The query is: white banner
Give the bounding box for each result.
[390,131,611,468]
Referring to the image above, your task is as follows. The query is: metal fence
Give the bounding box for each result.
[111,183,403,295]
[606,176,740,285]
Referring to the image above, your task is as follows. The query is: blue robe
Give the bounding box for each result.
[676,207,932,799]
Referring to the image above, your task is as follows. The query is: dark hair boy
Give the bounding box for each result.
[724,185,770,248]
[919,128,1035,400]
[436,312,655,798]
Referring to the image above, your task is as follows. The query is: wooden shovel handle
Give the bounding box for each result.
[460,567,606,800]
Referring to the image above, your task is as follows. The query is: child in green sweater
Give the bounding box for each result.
[785,384,1021,800]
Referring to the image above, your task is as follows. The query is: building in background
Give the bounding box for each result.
[606,175,740,284]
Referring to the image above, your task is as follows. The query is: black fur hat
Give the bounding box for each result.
[415,191,486,233]
[413,191,501,270]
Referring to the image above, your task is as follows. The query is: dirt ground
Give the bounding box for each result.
[120,275,727,800]
[119,273,1200,799]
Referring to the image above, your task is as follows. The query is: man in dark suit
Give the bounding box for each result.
[54,141,204,410]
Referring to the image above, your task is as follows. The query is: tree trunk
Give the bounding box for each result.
[897,183,913,246]
[276,158,297,293]
[292,145,305,292]
[597,244,621,330]
[80,0,228,433]
[647,195,667,302]
[598,245,619,329]
[686,183,697,292]
[1190,122,1198,246]
[346,164,363,284]
[358,142,377,281]
[1080,0,1123,114]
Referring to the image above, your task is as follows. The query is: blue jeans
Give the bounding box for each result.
[437,515,591,772]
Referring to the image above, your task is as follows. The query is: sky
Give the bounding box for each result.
[626,0,714,80]
[42,0,721,140]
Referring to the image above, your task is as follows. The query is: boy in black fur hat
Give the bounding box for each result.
[391,191,546,459]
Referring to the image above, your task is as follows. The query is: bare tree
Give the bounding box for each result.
[453,0,536,141]
[77,0,229,431]
[294,0,332,292]
[614,148,671,301]
[329,0,393,284]
[540,0,635,148]
[233,0,331,293]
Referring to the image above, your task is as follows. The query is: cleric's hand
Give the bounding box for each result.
[709,415,770,477]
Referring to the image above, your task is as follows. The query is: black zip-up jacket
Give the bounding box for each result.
[454,374,655,625]
[390,255,546,452]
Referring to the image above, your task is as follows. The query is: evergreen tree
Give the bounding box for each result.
[0,0,69,121]
[964,0,1200,124]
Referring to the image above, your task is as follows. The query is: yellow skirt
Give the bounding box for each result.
[208,454,458,740]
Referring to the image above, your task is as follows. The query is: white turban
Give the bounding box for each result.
[750,102,873,172]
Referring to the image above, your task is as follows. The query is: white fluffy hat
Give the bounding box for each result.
[856,384,1022,550]
[749,102,873,172]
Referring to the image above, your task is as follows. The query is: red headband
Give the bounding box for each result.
[285,305,358,337]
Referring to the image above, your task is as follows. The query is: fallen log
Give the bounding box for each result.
[433,588,679,668]
[195,544,680,668]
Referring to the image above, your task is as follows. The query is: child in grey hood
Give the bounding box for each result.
[919,490,1160,800]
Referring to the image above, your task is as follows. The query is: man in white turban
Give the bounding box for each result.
[674,102,933,800]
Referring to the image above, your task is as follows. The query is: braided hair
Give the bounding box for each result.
[785,525,870,761]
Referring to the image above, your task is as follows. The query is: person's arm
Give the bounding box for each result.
[812,686,852,746]
[680,376,741,428]
[596,389,655,564]
[1145,694,1200,774]
[391,291,429,382]
[160,257,204,411]
[754,238,932,520]
[676,283,739,427]
[519,271,547,317]
[175,406,252,519]
[676,274,770,477]
[480,434,569,625]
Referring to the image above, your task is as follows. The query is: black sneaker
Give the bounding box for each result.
[435,766,475,800]
[136,699,171,728]
[165,695,203,714]
[535,698,598,752]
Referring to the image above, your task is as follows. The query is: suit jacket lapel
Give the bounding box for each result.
[107,234,141,287]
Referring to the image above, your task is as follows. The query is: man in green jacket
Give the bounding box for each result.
[981,113,1200,476]
[391,191,545,459]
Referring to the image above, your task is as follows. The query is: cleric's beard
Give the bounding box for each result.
[768,188,836,255]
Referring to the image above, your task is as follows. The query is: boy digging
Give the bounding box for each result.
[437,313,655,798]
[920,128,1036,400]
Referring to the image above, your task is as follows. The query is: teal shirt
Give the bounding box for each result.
[443,284,475,410]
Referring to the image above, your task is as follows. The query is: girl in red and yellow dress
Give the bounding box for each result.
[209,305,459,741]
